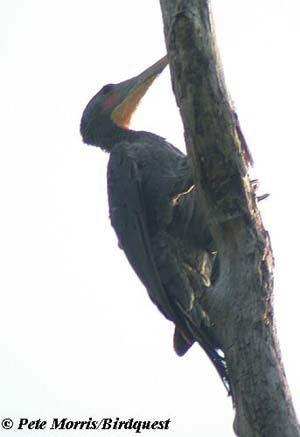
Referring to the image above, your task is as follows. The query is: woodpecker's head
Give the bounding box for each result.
[80,56,168,151]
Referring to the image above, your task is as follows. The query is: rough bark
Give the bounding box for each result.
[159,1,300,436]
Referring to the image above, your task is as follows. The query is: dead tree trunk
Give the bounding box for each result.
[159,1,300,436]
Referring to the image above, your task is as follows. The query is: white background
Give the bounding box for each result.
[0,1,299,436]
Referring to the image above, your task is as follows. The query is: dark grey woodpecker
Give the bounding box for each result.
[80,56,230,392]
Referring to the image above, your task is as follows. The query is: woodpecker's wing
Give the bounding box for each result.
[107,143,183,324]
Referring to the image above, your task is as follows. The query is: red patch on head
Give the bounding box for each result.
[103,93,121,111]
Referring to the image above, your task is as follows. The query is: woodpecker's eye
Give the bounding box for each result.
[101,84,114,94]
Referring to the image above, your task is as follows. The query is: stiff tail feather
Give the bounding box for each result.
[173,326,231,395]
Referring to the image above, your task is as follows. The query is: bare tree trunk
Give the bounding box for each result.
[159,1,300,436]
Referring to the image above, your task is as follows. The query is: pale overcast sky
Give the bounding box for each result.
[0,1,299,436]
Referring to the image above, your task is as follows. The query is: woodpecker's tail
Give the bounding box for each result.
[173,326,231,395]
